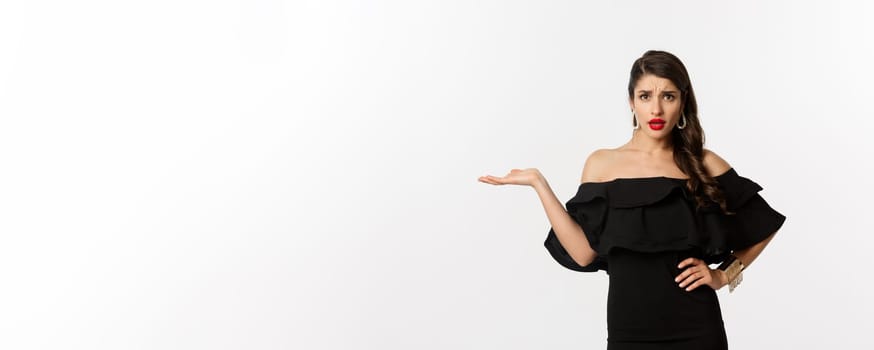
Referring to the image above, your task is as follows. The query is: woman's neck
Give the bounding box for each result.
[626,130,673,154]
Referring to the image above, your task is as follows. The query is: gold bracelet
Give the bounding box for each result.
[718,255,746,293]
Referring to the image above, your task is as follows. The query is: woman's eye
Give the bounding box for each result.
[664,95,674,101]
[639,94,648,100]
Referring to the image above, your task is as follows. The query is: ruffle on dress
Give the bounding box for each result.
[544,168,786,273]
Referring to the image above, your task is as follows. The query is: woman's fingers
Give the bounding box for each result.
[685,275,710,291]
[677,257,701,269]
[678,269,703,288]
[477,175,505,185]
[676,258,710,290]
[478,168,541,186]
[675,258,724,292]
[674,258,701,282]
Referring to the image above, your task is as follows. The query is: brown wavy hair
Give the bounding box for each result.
[627,50,729,213]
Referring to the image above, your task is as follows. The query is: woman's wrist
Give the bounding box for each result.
[531,172,549,191]
[714,268,729,289]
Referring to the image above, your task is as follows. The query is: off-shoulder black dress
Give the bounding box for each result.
[544,168,786,350]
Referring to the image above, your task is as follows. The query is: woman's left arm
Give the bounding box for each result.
[678,149,784,291]
[731,230,778,269]
[677,231,778,292]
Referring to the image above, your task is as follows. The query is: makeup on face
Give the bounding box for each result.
[648,118,666,130]
[632,75,683,133]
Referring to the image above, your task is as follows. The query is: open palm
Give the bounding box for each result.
[478,168,542,187]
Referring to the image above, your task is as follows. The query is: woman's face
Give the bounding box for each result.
[629,74,683,138]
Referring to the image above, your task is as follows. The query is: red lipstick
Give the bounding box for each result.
[648,118,666,130]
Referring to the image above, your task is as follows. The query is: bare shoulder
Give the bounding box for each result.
[702,148,732,177]
[580,148,617,183]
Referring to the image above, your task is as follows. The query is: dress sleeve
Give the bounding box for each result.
[715,168,787,252]
[543,183,609,272]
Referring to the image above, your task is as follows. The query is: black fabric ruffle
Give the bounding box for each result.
[543,168,786,273]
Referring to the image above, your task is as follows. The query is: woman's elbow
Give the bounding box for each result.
[572,252,598,267]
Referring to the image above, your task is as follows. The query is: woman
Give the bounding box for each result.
[477,50,786,349]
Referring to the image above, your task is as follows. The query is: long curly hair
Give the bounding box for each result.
[627,50,729,213]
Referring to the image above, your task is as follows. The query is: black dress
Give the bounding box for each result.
[544,168,786,349]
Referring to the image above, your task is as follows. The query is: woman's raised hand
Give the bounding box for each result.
[478,168,544,187]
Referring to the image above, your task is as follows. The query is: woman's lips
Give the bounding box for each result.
[648,118,666,130]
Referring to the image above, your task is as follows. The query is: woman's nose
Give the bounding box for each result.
[651,101,663,115]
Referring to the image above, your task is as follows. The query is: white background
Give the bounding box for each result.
[1,1,872,349]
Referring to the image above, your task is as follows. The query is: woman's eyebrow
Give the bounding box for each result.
[636,89,679,94]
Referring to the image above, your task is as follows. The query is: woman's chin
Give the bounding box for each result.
[638,129,673,139]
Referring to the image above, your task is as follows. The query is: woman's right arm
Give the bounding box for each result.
[478,150,607,267]
[534,149,607,267]
[533,176,598,267]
